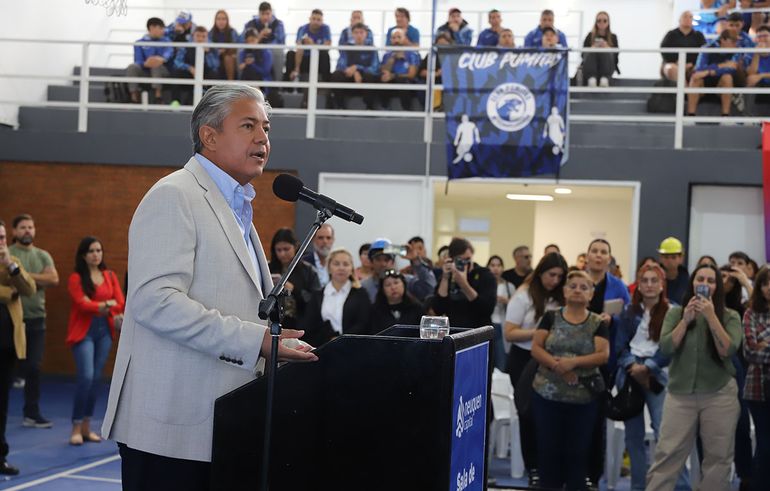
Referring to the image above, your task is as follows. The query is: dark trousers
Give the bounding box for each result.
[747,400,770,491]
[0,347,16,461]
[119,443,211,491]
[380,78,416,110]
[283,50,331,81]
[733,354,754,480]
[587,366,609,484]
[22,319,45,418]
[583,52,615,81]
[507,344,536,471]
[533,391,598,491]
[171,68,217,106]
[329,70,378,109]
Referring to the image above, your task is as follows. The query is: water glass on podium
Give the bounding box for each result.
[419,316,450,339]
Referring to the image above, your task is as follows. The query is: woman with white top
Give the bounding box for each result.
[504,252,568,486]
[488,255,515,372]
[300,248,371,347]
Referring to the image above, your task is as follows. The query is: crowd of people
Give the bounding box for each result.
[121,4,770,116]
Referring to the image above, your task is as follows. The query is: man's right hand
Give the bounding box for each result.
[260,328,318,363]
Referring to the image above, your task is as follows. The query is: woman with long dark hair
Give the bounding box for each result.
[743,266,770,491]
[615,264,688,491]
[503,252,568,486]
[209,10,239,80]
[371,269,423,333]
[66,237,124,446]
[581,11,619,87]
[268,228,321,329]
[647,264,743,490]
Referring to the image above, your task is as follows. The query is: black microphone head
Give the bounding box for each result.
[273,174,303,202]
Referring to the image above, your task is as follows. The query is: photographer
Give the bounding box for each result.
[431,238,496,328]
[646,264,743,491]
[360,238,436,304]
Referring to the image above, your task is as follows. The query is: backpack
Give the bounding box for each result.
[646,78,676,114]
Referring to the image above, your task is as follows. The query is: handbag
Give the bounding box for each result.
[579,372,607,398]
[607,376,645,421]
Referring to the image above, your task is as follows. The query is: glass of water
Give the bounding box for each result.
[420,316,450,340]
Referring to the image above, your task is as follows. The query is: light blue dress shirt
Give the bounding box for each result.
[195,154,260,277]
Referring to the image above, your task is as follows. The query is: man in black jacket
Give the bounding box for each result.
[431,237,496,328]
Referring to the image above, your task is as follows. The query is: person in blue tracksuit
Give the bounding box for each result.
[330,23,380,109]
[524,9,568,48]
[435,8,473,46]
[476,9,504,47]
[338,10,374,47]
[171,26,221,105]
[126,17,173,103]
[688,30,740,118]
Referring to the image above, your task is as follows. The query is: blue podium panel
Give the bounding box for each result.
[450,341,489,491]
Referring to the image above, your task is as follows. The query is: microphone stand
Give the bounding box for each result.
[257,208,332,491]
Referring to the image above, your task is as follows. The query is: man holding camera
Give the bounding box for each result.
[361,238,436,303]
[431,237,496,328]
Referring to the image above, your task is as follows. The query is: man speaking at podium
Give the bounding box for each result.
[102,85,317,491]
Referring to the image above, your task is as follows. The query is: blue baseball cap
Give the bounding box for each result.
[176,11,193,24]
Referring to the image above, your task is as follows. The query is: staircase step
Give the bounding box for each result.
[47,85,107,103]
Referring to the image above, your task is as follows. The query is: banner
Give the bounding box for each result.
[441,47,569,179]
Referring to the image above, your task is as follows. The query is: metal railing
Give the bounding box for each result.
[1,38,770,149]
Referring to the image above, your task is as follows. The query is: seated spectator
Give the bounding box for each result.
[524,9,568,48]
[338,10,373,46]
[355,243,373,281]
[419,32,452,110]
[660,11,707,83]
[726,11,757,112]
[530,270,609,490]
[435,8,473,46]
[370,270,424,334]
[646,264,743,491]
[287,9,332,83]
[361,238,437,304]
[431,237,496,328]
[379,29,421,110]
[239,29,273,83]
[386,8,420,47]
[329,23,379,110]
[582,11,619,87]
[498,28,515,48]
[165,10,194,43]
[488,255,515,371]
[696,0,731,35]
[541,27,560,49]
[687,30,739,118]
[171,26,220,105]
[299,249,371,347]
[126,17,173,103]
[477,9,503,47]
[209,10,239,80]
[742,20,770,89]
[267,228,321,330]
[242,2,286,81]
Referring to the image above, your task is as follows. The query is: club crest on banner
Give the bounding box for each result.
[486,83,536,132]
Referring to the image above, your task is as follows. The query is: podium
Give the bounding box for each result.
[210,325,493,491]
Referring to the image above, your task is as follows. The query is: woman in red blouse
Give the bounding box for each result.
[66,237,124,446]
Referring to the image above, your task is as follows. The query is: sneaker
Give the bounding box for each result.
[599,76,610,87]
[587,77,597,87]
[12,378,24,389]
[732,93,745,113]
[23,415,53,429]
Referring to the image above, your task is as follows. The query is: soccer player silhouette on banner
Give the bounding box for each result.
[543,106,565,155]
[453,114,481,163]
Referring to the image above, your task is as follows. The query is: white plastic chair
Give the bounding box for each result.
[489,369,512,461]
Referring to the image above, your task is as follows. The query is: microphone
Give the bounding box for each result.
[273,174,364,224]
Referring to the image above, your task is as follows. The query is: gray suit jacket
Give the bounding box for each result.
[102,157,272,462]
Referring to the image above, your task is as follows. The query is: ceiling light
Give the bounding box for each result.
[554,187,572,195]
[505,193,554,202]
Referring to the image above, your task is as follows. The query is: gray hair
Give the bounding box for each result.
[190,85,271,154]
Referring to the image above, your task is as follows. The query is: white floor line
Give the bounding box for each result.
[3,454,121,490]
[62,474,122,484]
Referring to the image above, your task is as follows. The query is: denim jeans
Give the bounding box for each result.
[71,317,112,423]
[625,386,690,490]
[533,391,598,490]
